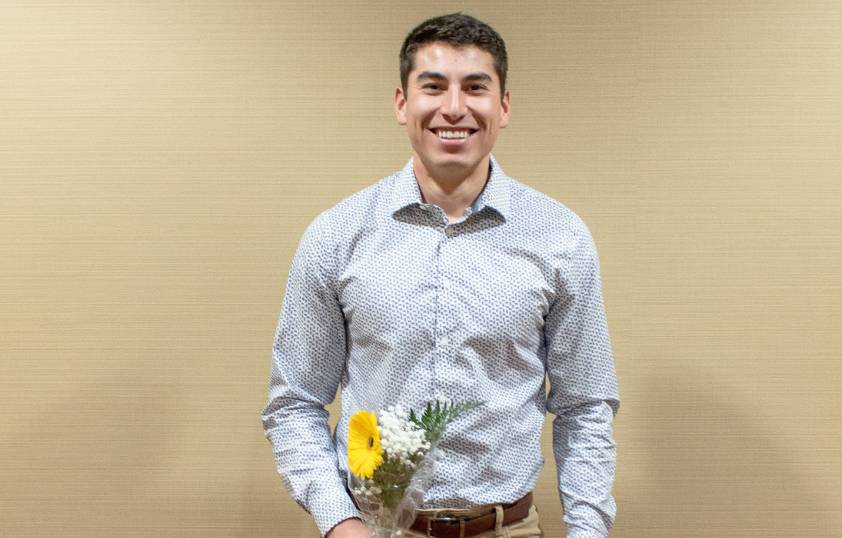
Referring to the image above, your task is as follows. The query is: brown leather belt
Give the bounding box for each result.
[408,491,532,538]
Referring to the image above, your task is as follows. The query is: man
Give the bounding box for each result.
[261,12,620,538]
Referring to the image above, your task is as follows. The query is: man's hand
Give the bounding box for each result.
[325,517,369,538]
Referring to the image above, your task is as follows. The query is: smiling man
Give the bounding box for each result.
[396,39,509,220]
[261,13,621,538]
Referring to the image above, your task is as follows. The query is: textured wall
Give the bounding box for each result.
[2,1,840,537]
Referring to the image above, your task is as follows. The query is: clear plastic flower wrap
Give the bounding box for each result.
[346,400,481,538]
[348,441,439,537]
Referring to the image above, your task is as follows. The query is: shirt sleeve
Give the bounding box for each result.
[544,218,621,538]
[260,215,361,537]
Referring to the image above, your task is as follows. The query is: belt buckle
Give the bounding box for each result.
[426,511,470,538]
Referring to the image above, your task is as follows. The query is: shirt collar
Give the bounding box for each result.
[388,153,512,221]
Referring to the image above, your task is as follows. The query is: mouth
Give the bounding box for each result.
[428,127,478,143]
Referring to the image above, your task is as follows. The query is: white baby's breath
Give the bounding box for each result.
[353,478,382,499]
[378,405,430,465]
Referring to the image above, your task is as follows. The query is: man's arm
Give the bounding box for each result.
[544,218,621,538]
[260,215,361,537]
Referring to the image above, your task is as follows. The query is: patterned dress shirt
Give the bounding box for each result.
[261,154,621,537]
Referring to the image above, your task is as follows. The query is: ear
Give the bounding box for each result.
[395,85,407,125]
[499,88,511,129]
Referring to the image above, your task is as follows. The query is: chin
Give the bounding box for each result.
[433,157,471,168]
[440,153,480,164]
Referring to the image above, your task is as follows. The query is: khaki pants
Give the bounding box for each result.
[401,505,543,538]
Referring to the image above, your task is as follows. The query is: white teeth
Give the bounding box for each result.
[436,130,471,139]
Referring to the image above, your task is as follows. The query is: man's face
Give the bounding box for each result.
[395,42,510,178]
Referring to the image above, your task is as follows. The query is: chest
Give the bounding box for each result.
[335,221,556,348]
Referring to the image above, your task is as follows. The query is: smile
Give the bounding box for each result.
[429,128,478,141]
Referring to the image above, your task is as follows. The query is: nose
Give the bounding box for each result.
[440,85,467,119]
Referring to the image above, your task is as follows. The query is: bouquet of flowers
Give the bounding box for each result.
[347,399,481,538]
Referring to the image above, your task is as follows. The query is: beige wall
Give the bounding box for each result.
[2,1,840,536]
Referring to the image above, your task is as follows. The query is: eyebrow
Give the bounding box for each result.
[415,71,493,84]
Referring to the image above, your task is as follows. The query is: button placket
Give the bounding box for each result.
[431,223,445,400]
[437,233,449,349]
[434,221,455,400]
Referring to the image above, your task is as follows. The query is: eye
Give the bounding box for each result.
[469,85,487,91]
[423,84,441,90]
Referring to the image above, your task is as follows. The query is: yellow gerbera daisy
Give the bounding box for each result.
[348,410,383,479]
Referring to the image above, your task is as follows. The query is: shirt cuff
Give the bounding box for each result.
[568,529,608,538]
[309,483,362,537]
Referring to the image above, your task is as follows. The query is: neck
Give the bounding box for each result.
[412,154,491,222]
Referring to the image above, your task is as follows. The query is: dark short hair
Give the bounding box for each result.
[399,13,508,99]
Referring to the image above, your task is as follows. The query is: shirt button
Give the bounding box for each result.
[439,336,449,346]
[445,227,455,237]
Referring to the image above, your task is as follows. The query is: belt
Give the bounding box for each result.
[408,491,533,538]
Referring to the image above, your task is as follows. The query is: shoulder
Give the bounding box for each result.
[503,175,603,294]
[505,175,594,247]
[295,170,397,264]
[304,171,396,231]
